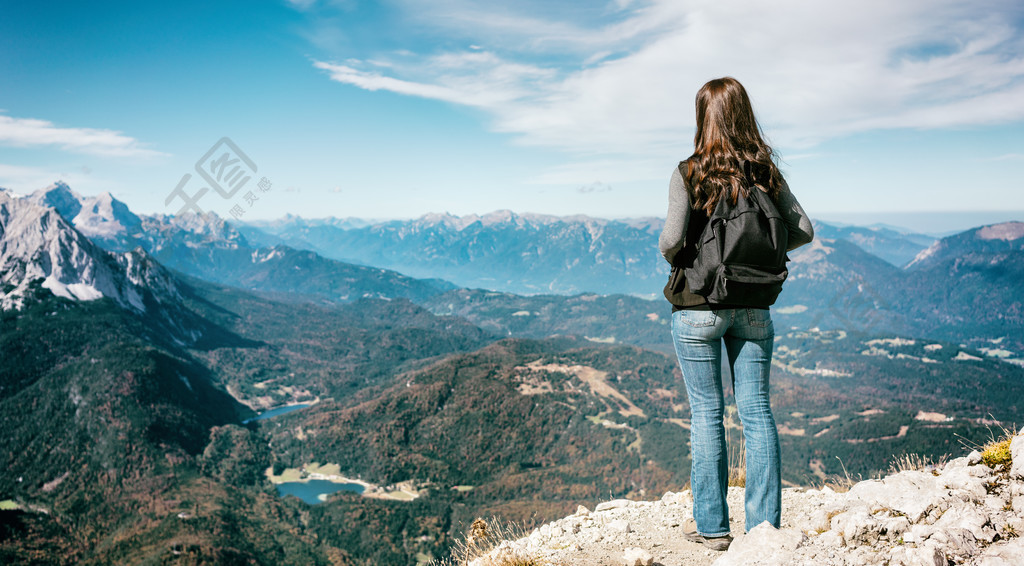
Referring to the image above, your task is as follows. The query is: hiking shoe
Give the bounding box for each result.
[682,519,733,551]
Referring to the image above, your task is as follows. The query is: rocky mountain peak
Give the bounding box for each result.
[467,433,1024,566]
[977,221,1024,242]
[0,191,184,314]
[27,182,142,243]
[1,191,137,310]
[30,180,83,220]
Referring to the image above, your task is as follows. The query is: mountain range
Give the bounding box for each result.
[237,211,937,297]
[2,181,1022,565]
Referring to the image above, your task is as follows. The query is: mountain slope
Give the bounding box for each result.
[0,292,331,565]
[811,221,934,266]
[894,221,1024,348]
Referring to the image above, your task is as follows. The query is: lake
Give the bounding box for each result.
[276,479,365,504]
[243,403,310,423]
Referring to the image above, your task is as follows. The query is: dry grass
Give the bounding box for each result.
[432,517,556,566]
[958,422,1017,470]
[816,456,858,493]
[888,452,950,475]
[727,424,746,487]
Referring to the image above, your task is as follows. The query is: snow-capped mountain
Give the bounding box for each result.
[0,189,206,344]
[29,181,142,249]
[2,189,143,311]
[19,183,453,306]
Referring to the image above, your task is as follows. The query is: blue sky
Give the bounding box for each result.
[1,0,1023,230]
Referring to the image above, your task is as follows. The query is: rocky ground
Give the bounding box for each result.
[468,432,1024,566]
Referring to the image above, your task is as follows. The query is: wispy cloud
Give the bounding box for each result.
[0,114,167,158]
[311,0,1024,178]
[577,181,612,194]
[0,163,93,193]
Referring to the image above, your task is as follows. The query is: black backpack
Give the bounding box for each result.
[672,161,789,307]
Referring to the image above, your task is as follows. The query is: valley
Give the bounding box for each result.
[1,185,1022,564]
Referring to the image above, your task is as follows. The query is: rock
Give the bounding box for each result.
[832,509,881,546]
[977,536,1024,566]
[967,450,983,465]
[712,522,804,566]
[622,547,653,566]
[846,471,941,522]
[816,529,842,548]
[939,465,988,502]
[903,523,934,544]
[1011,433,1024,480]
[933,505,994,543]
[880,515,911,540]
[933,528,980,561]
[807,509,832,534]
[1013,495,1024,514]
[661,491,689,505]
[596,499,631,512]
[888,544,946,566]
[609,519,632,533]
[574,505,590,516]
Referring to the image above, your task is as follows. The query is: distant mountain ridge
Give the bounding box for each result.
[236,210,938,297]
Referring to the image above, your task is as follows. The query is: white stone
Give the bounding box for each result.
[933,505,993,543]
[967,450,983,465]
[888,544,946,566]
[834,509,881,546]
[940,465,988,502]
[596,499,632,512]
[815,530,842,548]
[622,547,653,566]
[1013,495,1024,514]
[712,522,804,566]
[609,519,632,533]
[846,472,940,523]
[880,516,911,540]
[807,509,832,534]
[575,505,590,516]
[985,495,1007,513]
[904,523,934,544]
[1010,433,1024,480]
[977,536,1024,566]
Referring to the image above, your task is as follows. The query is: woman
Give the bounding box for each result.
[659,77,813,550]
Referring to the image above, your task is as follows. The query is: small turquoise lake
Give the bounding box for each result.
[243,403,310,423]
[275,480,364,504]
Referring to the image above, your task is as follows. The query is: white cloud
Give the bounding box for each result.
[577,181,613,194]
[0,114,167,158]
[313,0,1024,181]
[0,163,92,193]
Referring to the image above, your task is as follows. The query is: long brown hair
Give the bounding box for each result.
[685,77,782,214]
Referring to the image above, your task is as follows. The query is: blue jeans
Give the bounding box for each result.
[671,308,781,535]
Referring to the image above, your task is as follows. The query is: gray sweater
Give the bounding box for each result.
[658,164,814,264]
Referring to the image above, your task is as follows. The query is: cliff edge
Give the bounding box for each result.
[465,431,1024,566]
